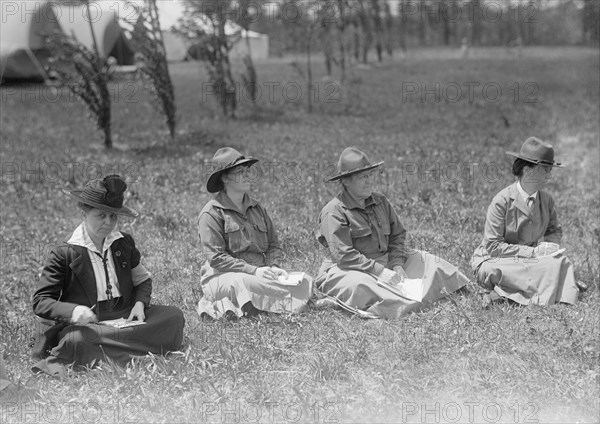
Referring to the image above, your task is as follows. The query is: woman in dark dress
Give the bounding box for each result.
[31,175,184,376]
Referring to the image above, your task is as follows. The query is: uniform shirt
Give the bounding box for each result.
[317,189,408,276]
[471,182,562,271]
[516,180,538,206]
[198,191,283,276]
[67,223,152,301]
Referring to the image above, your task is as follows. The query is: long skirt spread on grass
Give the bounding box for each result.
[31,304,184,376]
[315,250,469,319]
[475,254,579,305]
[197,271,313,319]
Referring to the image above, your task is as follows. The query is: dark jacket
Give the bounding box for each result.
[31,233,151,360]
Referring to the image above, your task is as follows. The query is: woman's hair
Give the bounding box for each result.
[512,158,535,177]
[78,202,94,212]
[214,176,225,193]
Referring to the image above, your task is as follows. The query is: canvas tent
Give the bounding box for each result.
[161,31,189,62]
[58,2,135,65]
[0,1,62,80]
[229,30,269,60]
[1,1,135,81]
[155,0,269,61]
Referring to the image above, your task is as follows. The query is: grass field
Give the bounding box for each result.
[1,47,599,423]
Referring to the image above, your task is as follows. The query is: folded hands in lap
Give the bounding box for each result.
[255,266,288,281]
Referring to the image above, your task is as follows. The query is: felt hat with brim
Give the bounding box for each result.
[327,147,383,182]
[206,147,259,193]
[62,175,138,218]
[506,136,564,167]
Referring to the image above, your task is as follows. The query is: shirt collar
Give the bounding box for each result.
[339,189,378,210]
[516,180,538,202]
[67,222,123,254]
[213,191,258,213]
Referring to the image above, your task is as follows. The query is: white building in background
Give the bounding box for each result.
[154,0,269,61]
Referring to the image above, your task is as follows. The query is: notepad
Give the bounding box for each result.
[538,248,566,258]
[274,272,305,286]
[98,318,146,328]
[376,278,424,302]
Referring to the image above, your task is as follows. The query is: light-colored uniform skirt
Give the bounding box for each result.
[316,250,469,319]
[476,254,578,305]
[197,269,313,319]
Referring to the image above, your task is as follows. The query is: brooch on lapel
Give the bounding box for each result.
[115,251,121,257]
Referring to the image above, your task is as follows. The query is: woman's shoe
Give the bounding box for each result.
[482,291,503,309]
[575,280,589,292]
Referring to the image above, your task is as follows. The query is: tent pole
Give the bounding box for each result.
[25,48,51,82]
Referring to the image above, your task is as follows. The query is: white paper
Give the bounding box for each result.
[394,278,424,301]
[375,278,424,301]
[274,272,305,286]
[97,318,146,328]
[537,248,566,258]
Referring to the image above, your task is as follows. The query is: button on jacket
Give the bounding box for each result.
[316,190,408,276]
[198,192,283,279]
[471,182,562,272]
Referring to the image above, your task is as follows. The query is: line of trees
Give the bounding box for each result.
[254,0,599,58]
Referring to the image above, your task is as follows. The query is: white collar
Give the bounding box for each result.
[67,222,123,254]
[517,180,538,202]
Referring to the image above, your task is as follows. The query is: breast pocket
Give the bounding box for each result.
[349,224,373,254]
[251,220,269,252]
[350,226,372,239]
[224,216,249,254]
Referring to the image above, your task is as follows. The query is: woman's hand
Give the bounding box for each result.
[392,266,407,282]
[255,266,278,281]
[533,242,561,257]
[270,266,288,279]
[71,305,98,324]
[379,268,403,286]
[127,301,146,322]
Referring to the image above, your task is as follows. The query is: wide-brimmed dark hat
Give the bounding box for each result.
[62,175,138,218]
[206,147,258,193]
[326,147,383,182]
[506,137,564,167]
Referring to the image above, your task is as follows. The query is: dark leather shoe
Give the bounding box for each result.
[575,281,589,292]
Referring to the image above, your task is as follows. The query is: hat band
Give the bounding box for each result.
[80,187,123,209]
[521,155,556,166]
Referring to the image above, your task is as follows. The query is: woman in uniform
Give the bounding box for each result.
[316,147,469,319]
[197,147,312,318]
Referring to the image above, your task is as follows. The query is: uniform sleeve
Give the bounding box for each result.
[543,194,563,244]
[319,209,385,276]
[122,233,152,306]
[198,209,258,275]
[386,200,408,269]
[482,195,535,259]
[32,246,79,322]
[262,207,284,267]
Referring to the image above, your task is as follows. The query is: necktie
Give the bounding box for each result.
[527,196,535,210]
[93,250,114,306]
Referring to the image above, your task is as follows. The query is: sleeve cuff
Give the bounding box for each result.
[131,264,152,286]
[371,262,385,277]
[243,264,258,275]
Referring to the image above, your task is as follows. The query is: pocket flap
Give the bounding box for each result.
[254,221,267,232]
[224,217,241,233]
[350,226,372,238]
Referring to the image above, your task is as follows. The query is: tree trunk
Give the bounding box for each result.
[399,0,407,53]
[337,0,346,82]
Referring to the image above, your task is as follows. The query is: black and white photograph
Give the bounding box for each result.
[1,0,598,423]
